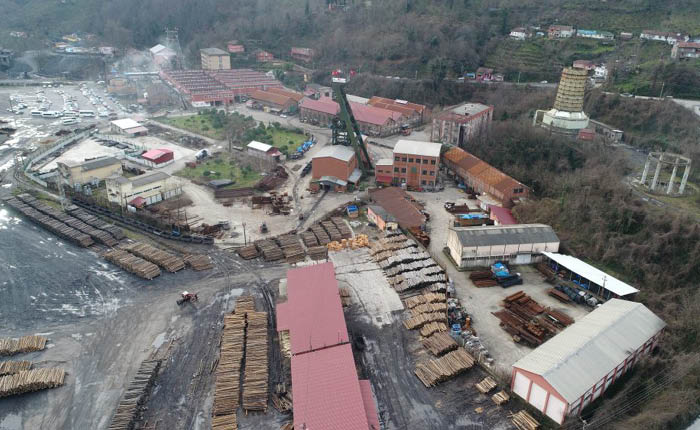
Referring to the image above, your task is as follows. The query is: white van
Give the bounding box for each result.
[79,110,95,117]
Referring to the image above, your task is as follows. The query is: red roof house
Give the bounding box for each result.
[488,204,517,225]
[141,148,174,167]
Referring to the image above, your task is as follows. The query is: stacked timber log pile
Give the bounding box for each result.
[108,360,161,430]
[237,244,259,260]
[184,254,214,271]
[492,390,510,405]
[121,242,185,272]
[255,239,284,262]
[271,384,293,413]
[211,414,237,430]
[394,273,447,293]
[64,218,118,247]
[414,349,475,387]
[11,195,95,247]
[326,234,369,251]
[422,332,458,356]
[0,335,47,356]
[213,313,245,418]
[339,288,351,307]
[300,231,318,247]
[307,245,328,261]
[277,235,305,264]
[104,249,161,280]
[321,220,342,242]
[242,312,268,411]
[403,312,447,330]
[420,322,448,337]
[69,208,126,240]
[310,224,330,245]
[235,295,256,314]
[511,410,540,430]
[475,376,497,394]
[0,368,65,398]
[0,361,31,376]
[404,293,446,309]
[331,216,352,239]
[411,302,447,316]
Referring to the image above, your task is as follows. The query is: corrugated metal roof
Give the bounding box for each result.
[393,140,442,158]
[451,224,559,247]
[247,140,273,152]
[314,145,356,162]
[513,299,666,403]
[542,252,639,296]
[79,156,120,171]
[488,205,517,225]
[359,380,380,430]
[130,171,170,187]
[276,262,349,355]
[111,118,142,130]
[368,187,426,229]
[249,89,294,106]
[442,147,528,196]
[300,96,339,115]
[348,168,362,184]
[141,148,172,161]
[291,344,374,430]
[200,47,228,56]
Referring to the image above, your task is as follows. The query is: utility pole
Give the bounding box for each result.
[659,81,665,98]
[242,222,247,245]
[517,71,521,84]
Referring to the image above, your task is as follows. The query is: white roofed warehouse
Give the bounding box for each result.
[511,299,666,425]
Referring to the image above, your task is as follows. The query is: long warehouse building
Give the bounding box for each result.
[511,299,665,425]
[447,224,560,268]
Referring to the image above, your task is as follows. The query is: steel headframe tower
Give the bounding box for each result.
[330,70,373,175]
[164,28,184,69]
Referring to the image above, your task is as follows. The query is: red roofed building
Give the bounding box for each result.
[299,97,403,136]
[141,148,174,168]
[227,41,245,54]
[672,41,700,59]
[367,96,427,125]
[277,263,380,430]
[256,50,275,62]
[489,204,517,225]
[291,47,315,62]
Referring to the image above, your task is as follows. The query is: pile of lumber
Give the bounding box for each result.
[0,361,31,376]
[422,332,458,356]
[242,312,268,411]
[339,288,351,307]
[211,414,237,430]
[0,368,65,398]
[310,224,330,245]
[330,216,352,238]
[492,390,510,405]
[321,220,343,242]
[255,239,284,262]
[271,384,293,413]
[64,218,118,247]
[548,288,571,303]
[420,322,448,337]
[0,335,47,356]
[394,273,447,293]
[213,313,246,417]
[121,242,184,272]
[237,244,259,260]
[493,291,572,346]
[470,270,499,288]
[475,376,497,394]
[326,234,369,251]
[511,410,540,430]
[403,312,447,330]
[300,231,318,247]
[546,308,574,326]
[414,349,475,387]
[410,302,447,316]
[278,237,305,264]
[307,245,328,261]
[184,254,213,271]
[235,295,256,314]
[108,359,161,430]
[104,249,161,280]
[404,293,446,309]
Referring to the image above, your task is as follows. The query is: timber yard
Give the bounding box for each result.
[0,37,678,430]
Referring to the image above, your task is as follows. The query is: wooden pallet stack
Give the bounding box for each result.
[307,245,328,261]
[121,242,185,272]
[108,359,161,430]
[300,231,318,247]
[511,410,540,430]
[184,254,214,271]
[475,376,497,394]
[104,249,161,280]
[422,332,458,356]
[254,240,284,262]
[414,349,475,387]
[0,335,47,356]
[213,313,246,418]
[0,368,66,398]
[237,244,259,260]
[331,216,352,239]
[242,311,268,411]
[0,361,31,376]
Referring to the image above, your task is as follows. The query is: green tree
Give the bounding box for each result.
[429,57,449,90]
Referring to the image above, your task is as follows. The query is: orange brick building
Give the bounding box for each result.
[310,146,361,192]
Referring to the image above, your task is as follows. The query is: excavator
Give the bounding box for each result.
[177,291,199,306]
[330,69,373,176]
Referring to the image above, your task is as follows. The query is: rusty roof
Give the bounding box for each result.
[442,147,528,196]
[249,89,294,107]
[368,187,426,229]
[368,96,426,114]
[266,87,305,102]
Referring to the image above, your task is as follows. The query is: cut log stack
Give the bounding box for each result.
[404,293,446,309]
[0,361,31,376]
[307,245,328,261]
[321,221,343,242]
[331,216,352,239]
[212,414,237,430]
[511,410,540,430]
[0,368,65,398]
[492,390,510,405]
[414,349,475,387]
[184,254,214,271]
[422,332,458,356]
[237,244,259,260]
[277,235,305,264]
[242,311,268,411]
[326,234,369,252]
[310,224,330,245]
[475,376,497,394]
[410,302,447,316]
[234,295,256,314]
[403,312,447,330]
[339,287,351,307]
[255,239,284,262]
[121,242,185,272]
[104,249,161,280]
[108,359,161,430]
[213,313,245,419]
[300,231,318,247]
[420,322,448,337]
[0,335,47,356]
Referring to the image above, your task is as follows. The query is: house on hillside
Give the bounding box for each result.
[640,30,688,44]
[255,50,275,62]
[476,67,494,81]
[576,29,614,40]
[290,47,314,62]
[672,42,700,59]
[572,60,595,71]
[510,27,529,40]
[548,25,574,38]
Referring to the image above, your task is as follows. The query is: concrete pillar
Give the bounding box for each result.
[679,161,691,194]
[640,158,651,185]
[650,158,662,191]
[667,162,678,194]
